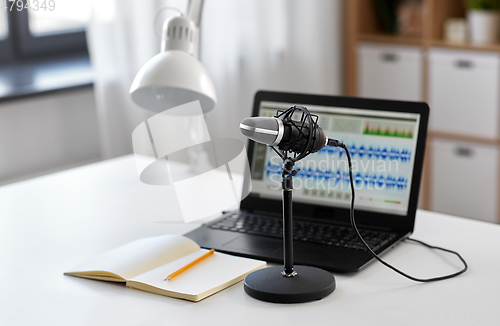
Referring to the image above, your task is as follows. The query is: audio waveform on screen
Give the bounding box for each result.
[273,143,412,162]
[265,162,408,190]
[363,122,414,139]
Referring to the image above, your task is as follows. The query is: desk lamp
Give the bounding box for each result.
[129,5,216,113]
[129,1,217,177]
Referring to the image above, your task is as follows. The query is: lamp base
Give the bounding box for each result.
[244,265,335,303]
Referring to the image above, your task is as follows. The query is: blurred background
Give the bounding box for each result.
[0,0,498,224]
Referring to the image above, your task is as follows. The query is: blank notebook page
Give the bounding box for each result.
[66,235,200,280]
[128,249,266,296]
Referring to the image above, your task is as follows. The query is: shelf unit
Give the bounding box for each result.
[346,0,500,95]
[344,0,500,223]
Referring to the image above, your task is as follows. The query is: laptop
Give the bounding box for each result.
[185,91,429,273]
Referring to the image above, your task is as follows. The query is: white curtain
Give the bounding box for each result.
[88,0,343,160]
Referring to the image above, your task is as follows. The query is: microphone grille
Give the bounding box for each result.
[240,117,280,146]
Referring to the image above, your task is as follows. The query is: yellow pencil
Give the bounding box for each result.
[165,249,215,281]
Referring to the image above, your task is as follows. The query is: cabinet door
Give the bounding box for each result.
[358,43,423,101]
[431,139,498,223]
[429,49,500,138]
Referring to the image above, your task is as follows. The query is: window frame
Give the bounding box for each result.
[1,0,88,64]
[0,9,14,61]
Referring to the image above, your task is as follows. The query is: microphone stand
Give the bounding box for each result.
[282,158,298,277]
[243,106,336,303]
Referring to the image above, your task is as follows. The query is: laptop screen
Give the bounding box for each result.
[250,101,421,216]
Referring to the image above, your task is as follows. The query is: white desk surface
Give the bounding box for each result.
[1,155,499,326]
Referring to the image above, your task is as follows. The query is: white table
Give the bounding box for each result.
[1,155,499,326]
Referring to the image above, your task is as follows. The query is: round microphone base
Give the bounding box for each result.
[243,265,335,303]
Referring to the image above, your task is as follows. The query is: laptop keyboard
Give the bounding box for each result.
[209,213,397,252]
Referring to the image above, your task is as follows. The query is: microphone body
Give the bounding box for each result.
[240,117,328,153]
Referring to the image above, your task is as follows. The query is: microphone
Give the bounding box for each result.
[240,116,330,153]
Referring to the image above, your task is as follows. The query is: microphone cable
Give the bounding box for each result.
[328,139,468,282]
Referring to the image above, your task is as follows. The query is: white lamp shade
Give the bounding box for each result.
[130,50,217,113]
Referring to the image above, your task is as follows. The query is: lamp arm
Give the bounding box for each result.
[187,0,205,27]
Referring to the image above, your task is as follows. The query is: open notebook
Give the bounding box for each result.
[65,235,266,302]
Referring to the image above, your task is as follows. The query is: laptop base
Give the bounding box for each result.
[244,265,335,303]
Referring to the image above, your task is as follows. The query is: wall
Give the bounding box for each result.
[0,87,101,185]
[201,0,344,144]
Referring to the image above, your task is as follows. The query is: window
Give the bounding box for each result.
[28,0,91,36]
[1,0,92,62]
[0,1,93,99]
